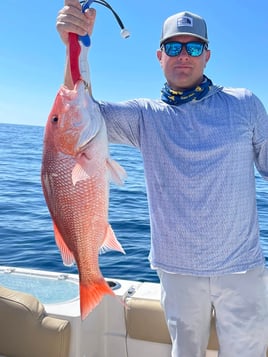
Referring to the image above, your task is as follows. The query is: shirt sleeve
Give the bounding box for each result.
[252,93,268,179]
[98,99,143,148]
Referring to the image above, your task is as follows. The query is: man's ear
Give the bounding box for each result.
[205,49,211,65]
[156,49,163,63]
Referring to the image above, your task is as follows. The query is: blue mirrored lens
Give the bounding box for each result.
[164,42,183,56]
[163,42,205,57]
[186,43,204,56]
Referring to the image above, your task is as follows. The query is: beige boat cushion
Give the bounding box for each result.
[126,297,219,350]
[0,285,71,357]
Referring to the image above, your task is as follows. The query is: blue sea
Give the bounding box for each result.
[0,123,268,284]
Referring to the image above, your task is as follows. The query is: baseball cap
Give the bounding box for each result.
[160,11,209,45]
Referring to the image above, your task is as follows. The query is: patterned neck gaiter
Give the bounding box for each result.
[161,75,213,105]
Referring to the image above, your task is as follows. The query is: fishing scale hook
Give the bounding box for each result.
[79,0,130,47]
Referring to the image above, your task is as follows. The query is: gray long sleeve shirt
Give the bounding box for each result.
[99,85,268,275]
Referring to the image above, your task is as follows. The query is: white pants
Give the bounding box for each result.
[157,266,268,357]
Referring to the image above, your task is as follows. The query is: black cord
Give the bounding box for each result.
[80,0,126,30]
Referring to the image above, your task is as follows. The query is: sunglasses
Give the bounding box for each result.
[161,41,208,57]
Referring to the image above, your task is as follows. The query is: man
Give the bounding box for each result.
[56,1,268,356]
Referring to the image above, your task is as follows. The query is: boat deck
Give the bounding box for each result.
[0,266,267,357]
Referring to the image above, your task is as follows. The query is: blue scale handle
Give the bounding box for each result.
[79,0,94,47]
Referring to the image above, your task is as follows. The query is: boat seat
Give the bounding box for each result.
[0,285,71,357]
[126,297,268,355]
[126,298,173,345]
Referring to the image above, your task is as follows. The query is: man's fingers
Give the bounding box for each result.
[84,8,96,36]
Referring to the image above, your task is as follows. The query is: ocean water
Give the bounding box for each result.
[0,123,155,282]
[0,123,267,285]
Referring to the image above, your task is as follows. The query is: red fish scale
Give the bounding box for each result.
[42,149,109,284]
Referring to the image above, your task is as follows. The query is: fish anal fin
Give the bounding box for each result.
[99,224,125,254]
[106,158,127,186]
[53,222,75,266]
[80,279,115,320]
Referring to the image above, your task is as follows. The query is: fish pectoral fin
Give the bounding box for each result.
[106,158,127,186]
[72,153,98,185]
[99,224,126,254]
[53,222,75,266]
[72,162,90,185]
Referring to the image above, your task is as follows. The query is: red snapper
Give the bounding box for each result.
[41,79,126,320]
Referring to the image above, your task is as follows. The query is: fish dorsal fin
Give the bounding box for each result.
[106,158,127,186]
[53,222,75,266]
[99,224,125,254]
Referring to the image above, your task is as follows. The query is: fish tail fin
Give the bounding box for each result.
[99,224,126,254]
[106,158,127,186]
[80,279,115,320]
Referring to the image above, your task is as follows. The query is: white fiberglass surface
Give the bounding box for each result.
[0,269,79,304]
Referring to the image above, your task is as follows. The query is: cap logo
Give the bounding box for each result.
[177,16,193,27]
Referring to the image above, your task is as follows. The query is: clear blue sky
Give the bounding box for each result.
[1,0,268,126]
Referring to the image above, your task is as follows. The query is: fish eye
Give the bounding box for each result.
[51,116,59,123]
